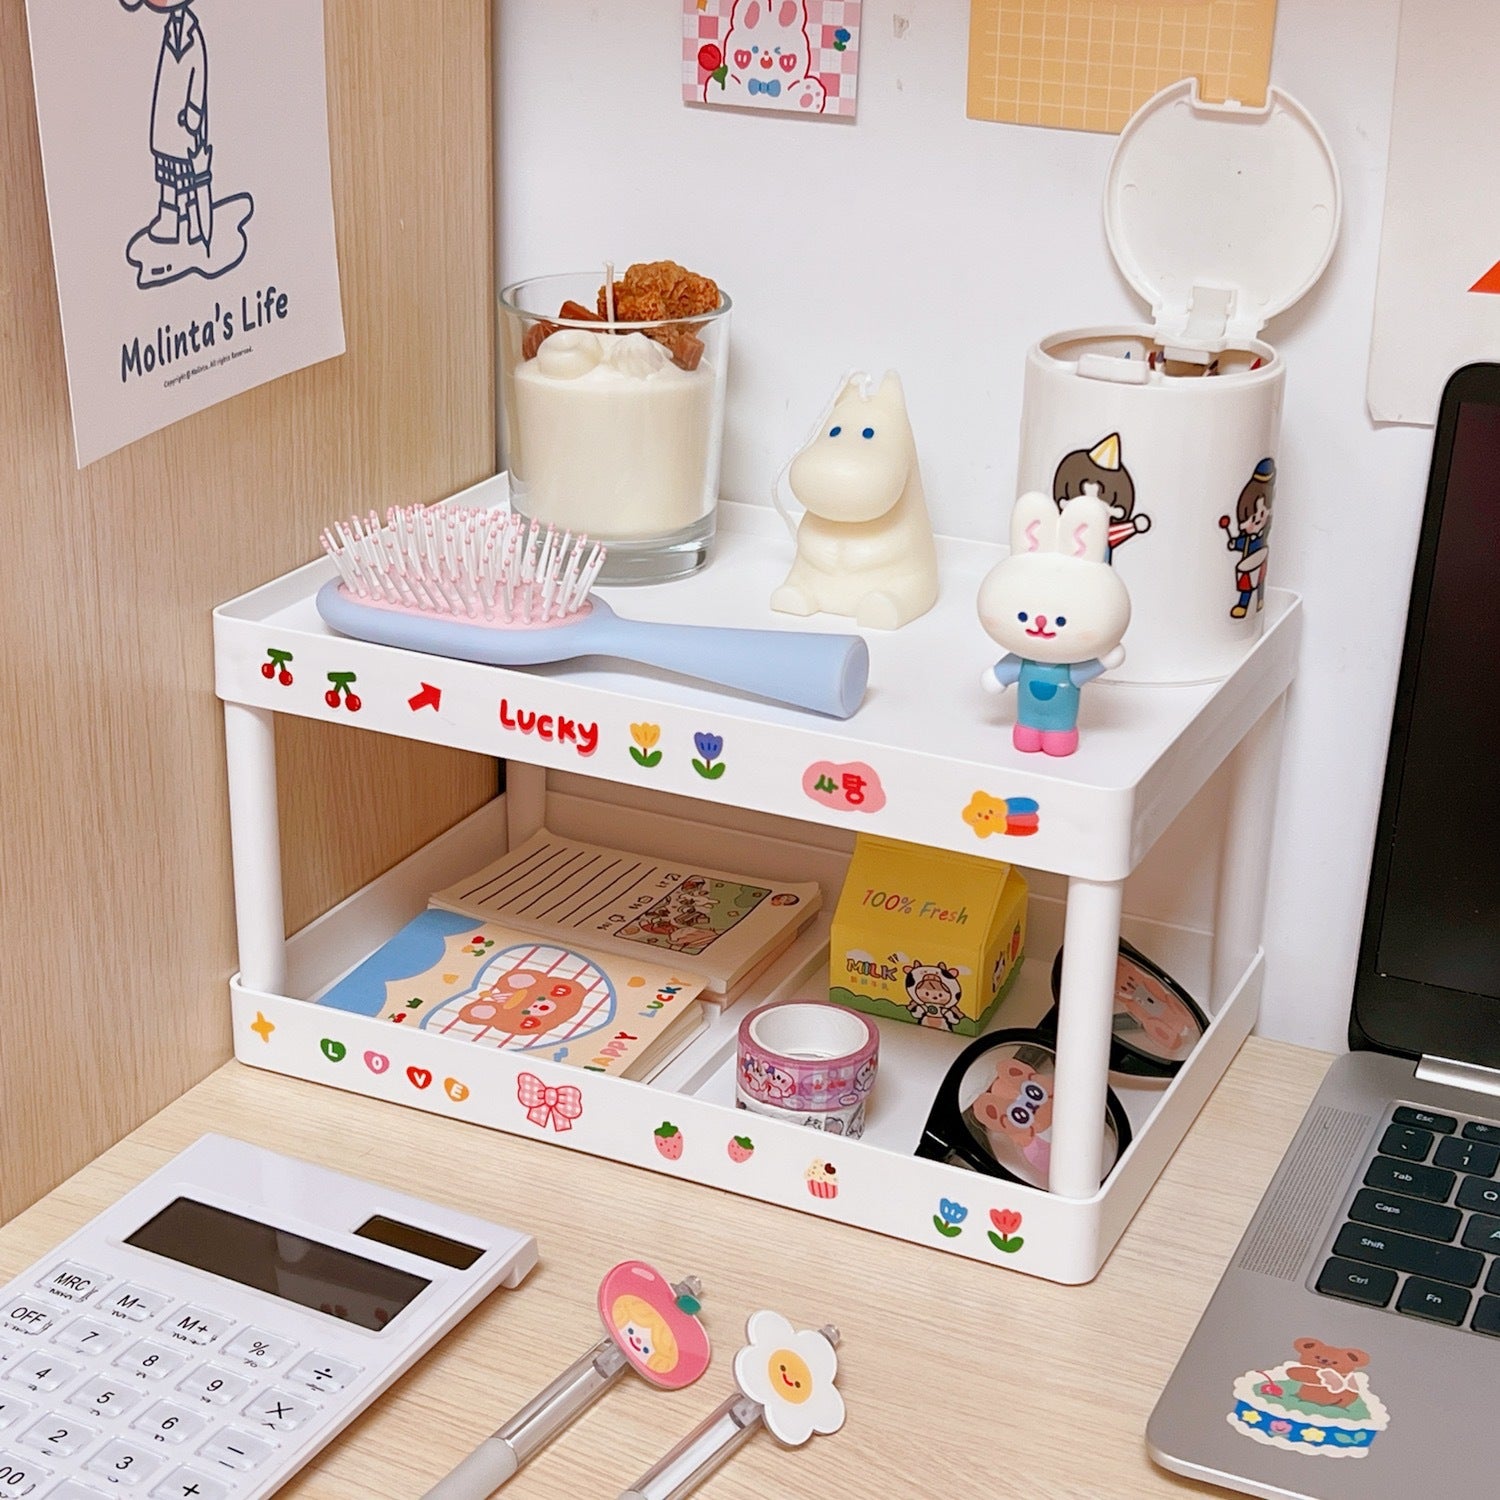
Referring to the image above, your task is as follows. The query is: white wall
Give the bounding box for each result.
[496,0,1433,1053]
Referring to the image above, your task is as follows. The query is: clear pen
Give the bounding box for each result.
[620,1321,842,1500]
[424,1266,708,1500]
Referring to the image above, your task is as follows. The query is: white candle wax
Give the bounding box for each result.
[513,331,715,540]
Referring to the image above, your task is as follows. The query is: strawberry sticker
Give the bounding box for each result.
[727,1135,754,1164]
[654,1122,684,1160]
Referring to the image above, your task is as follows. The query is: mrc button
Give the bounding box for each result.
[36,1262,110,1303]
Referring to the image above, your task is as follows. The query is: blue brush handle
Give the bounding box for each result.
[574,612,868,719]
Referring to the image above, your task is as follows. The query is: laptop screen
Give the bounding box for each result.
[1356,371,1500,1059]
[1375,400,1500,1000]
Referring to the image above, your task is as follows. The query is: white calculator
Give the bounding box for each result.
[0,1135,537,1499]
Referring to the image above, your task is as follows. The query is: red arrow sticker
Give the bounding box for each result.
[408,683,442,712]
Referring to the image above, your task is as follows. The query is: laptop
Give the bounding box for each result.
[1147,362,1500,1499]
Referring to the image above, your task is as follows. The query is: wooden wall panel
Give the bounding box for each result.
[0,0,498,1221]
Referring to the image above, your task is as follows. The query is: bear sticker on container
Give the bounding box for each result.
[1219,458,1276,619]
[1054,432,1152,558]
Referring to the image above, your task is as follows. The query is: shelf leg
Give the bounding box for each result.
[1210,697,1288,1010]
[1050,875,1125,1200]
[505,761,547,850]
[223,703,287,996]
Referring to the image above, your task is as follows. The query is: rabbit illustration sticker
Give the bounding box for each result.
[685,1,862,119]
[1220,458,1276,618]
[977,492,1131,757]
[1053,433,1152,558]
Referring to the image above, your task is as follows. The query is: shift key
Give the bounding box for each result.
[1333,1222,1484,1287]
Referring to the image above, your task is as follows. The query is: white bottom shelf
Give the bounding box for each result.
[232,794,1259,1283]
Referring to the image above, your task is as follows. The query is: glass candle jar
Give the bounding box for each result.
[499,272,732,585]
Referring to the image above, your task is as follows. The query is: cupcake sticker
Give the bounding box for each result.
[805,1160,839,1199]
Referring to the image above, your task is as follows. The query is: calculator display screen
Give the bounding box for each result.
[126,1197,431,1332]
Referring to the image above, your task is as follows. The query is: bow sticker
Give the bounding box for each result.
[517,1071,584,1132]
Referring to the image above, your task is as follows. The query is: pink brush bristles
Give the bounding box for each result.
[319,505,606,625]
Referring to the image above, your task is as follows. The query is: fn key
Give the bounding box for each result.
[1317,1257,1397,1307]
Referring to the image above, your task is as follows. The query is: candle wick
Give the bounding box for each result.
[604,260,616,326]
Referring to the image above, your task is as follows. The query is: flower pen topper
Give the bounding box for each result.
[622,1310,845,1497]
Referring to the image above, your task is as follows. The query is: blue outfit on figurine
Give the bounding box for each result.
[990,656,1108,733]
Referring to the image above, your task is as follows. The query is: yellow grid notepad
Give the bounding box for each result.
[966,0,1277,135]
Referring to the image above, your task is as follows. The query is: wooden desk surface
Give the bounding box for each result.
[0,1039,1332,1499]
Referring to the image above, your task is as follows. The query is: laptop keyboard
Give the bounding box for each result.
[1316,1104,1500,1335]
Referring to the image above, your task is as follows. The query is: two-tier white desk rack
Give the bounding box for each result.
[213,476,1298,1284]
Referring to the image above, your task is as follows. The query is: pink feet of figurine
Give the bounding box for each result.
[1012,724,1079,757]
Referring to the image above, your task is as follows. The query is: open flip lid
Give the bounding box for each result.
[1104,78,1341,355]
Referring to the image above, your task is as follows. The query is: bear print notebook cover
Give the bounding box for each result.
[316,909,706,1081]
[429,831,822,997]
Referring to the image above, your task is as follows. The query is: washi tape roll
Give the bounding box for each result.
[736,1002,879,1137]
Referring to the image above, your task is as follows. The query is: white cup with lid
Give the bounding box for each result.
[1016,79,1341,683]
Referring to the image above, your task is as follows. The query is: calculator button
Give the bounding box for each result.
[130,1403,207,1448]
[100,1288,172,1326]
[149,1469,232,1500]
[285,1352,360,1399]
[240,1387,316,1433]
[219,1330,295,1370]
[68,1375,144,1421]
[5,1351,80,1394]
[0,1343,16,1369]
[153,1310,232,1351]
[171,1368,250,1409]
[34,1264,110,1306]
[195,1429,276,1472]
[87,1438,163,1486]
[0,1449,51,1498]
[17,1412,97,1457]
[49,1485,116,1499]
[0,1396,33,1436]
[53,1320,126,1358]
[1,1304,53,1340]
[113,1345,187,1383]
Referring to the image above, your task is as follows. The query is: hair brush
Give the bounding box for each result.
[315,505,869,719]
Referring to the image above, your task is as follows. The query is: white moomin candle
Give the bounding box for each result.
[511,330,718,541]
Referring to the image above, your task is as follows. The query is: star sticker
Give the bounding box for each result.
[250,1011,276,1043]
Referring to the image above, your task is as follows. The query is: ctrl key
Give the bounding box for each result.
[1316,1257,1398,1307]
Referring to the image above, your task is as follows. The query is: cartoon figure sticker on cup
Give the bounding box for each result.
[916,1028,1132,1191]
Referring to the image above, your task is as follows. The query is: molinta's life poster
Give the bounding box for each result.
[24,0,345,465]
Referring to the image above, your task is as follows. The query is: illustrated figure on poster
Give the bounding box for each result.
[1219,458,1275,618]
[1053,433,1152,558]
[121,0,254,288]
[706,0,828,113]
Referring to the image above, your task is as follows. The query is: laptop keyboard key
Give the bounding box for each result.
[1332,1223,1485,1286]
[1434,1136,1500,1177]
[1461,1214,1500,1254]
[1349,1188,1461,1241]
[1457,1176,1500,1213]
[1364,1155,1456,1203]
[1315,1257,1397,1307]
[1462,1121,1500,1145]
[1393,1106,1458,1134]
[1396,1277,1471,1325]
[1380,1124,1434,1161]
[1472,1295,1500,1336]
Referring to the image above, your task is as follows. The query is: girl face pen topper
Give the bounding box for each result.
[423,1261,709,1499]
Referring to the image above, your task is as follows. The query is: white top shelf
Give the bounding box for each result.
[214,476,1299,880]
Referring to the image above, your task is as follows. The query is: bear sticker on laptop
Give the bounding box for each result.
[1228,1338,1390,1457]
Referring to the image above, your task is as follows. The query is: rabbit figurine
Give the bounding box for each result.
[977,491,1131,757]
